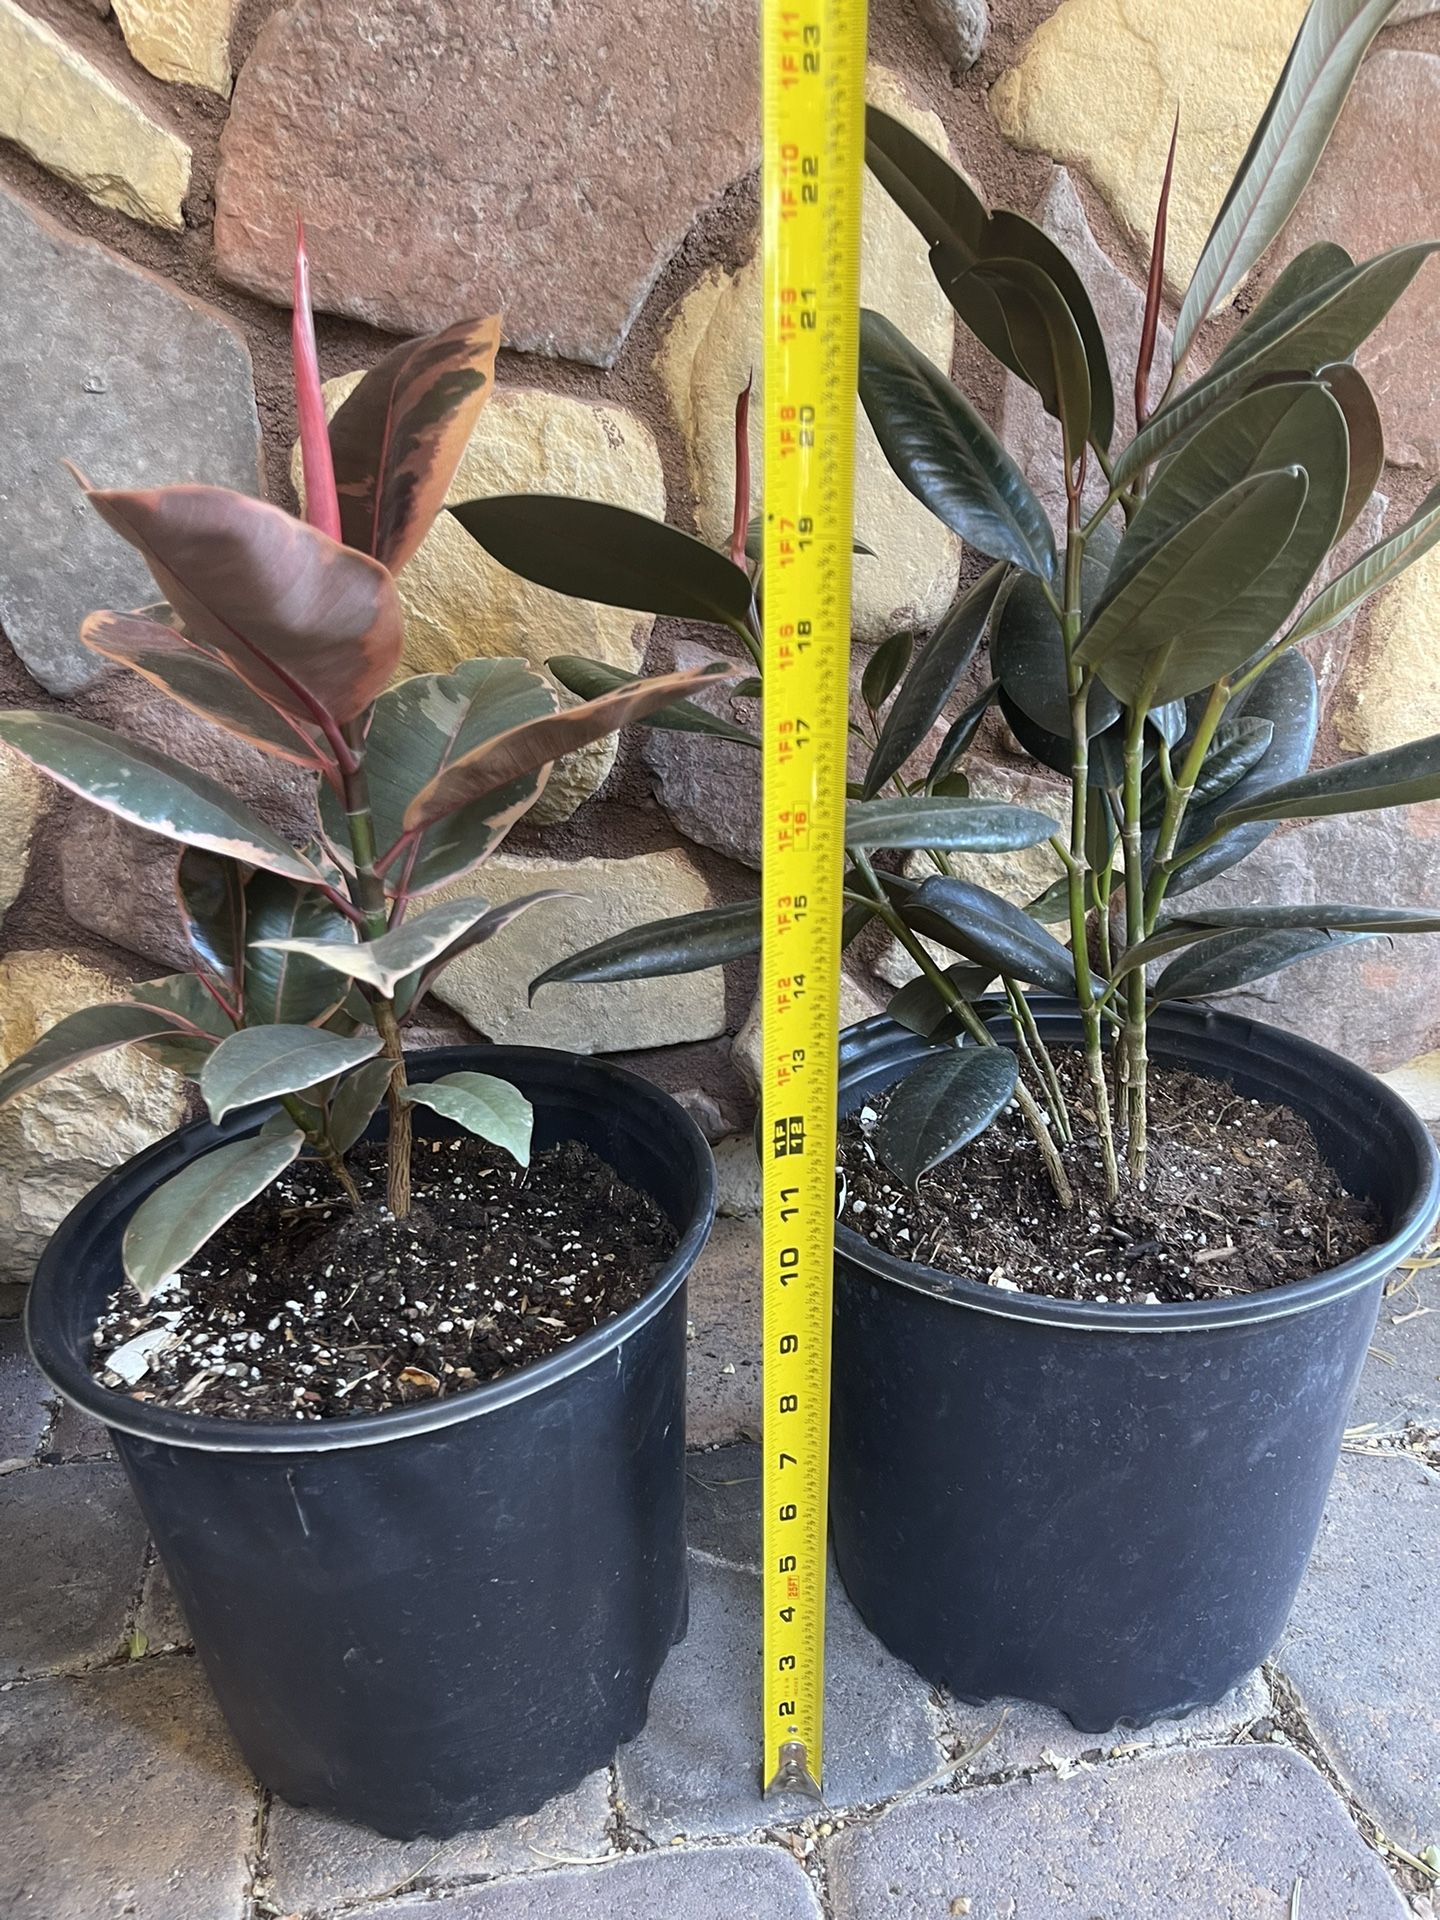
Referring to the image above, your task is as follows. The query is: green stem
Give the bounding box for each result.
[1007,983,1072,1144]
[281,1093,363,1209]
[1060,514,1120,1201]
[1142,678,1230,932]
[1120,699,1151,1183]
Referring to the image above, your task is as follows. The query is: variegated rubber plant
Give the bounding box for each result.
[0,230,729,1296]
[453,0,1440,1206]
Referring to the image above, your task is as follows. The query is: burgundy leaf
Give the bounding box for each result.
[292,221,342,544]
[328,314,503,573]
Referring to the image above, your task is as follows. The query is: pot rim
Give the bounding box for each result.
[25,1044,716,1455]
[835,1003,1440,1335]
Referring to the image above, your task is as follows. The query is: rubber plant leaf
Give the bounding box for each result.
[80,613,329,770]
[75,481,405,728]
[129,972,236,1074]
[844,796,1056,853]
[999,690,1128,789]
[876,1046,1019,1186]
[991,532,1121,739]
[319,659,557,896]
[1211,731,1440,826]
[292,222,341,544]
[861,630,916,713]
[1113,382,1350,677]
[1173,0,1405,364]
[1159,650,1319,895]
[404,662,737,833]
[952,254,1092,469]
[327,1059,395,1156]
[450,495,756,632]
[1207,241,1354,374]
[886,963,995,1038]
[1317,362,1384,538]
[1075,468,1309,705]
[176,849,246,994]
[1119,903,1440,978]
[400,1072,532,1168]
[328,314,502,574]
[122,1132,305,1300]
[1152,926,1368,1002]
[393,891,571,1019]
[0,711,324,884]
[857,309,1058,584]
[0,1000,219,1108]
[905,875,1077,995]
[242,873,359,1026]
[865,564,1008,797]
[928,680,999,787]
[1115,243,1437,488]
[530,898,762,996]
[257,894,563,1000]
[1286,476,1440,646]
[200,1026,384,1124]
[549,655,758,747]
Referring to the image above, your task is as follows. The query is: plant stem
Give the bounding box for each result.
[279,1094,363,1209]
[852,854,1074,1208]
[1143,678,1230,931]
[1007,982,1072,1144]
[1120,700,1150,1184]
[340,730,412,1219]
[1059,512,1120,1201]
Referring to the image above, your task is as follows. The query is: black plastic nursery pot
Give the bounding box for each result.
[26,1045,716,1839]
[830,1003,1440,1733]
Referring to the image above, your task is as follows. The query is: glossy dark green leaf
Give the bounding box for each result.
[1148,699,1189,749]
[401,1072,532,1167]
[327,1058,394,1156]
[1077,469,1309,704]
[876,1046,1019,1185]
[886,963,994,1039]
[865,107,989,254]
[1116,382,1349,685]
[530,898,761,996]
[845,795,1056,853]
[865,566,1008,797]
[450,495,756,632]
[991,531,1120,737]
[1117,243,1438,488]
[549,655,757,747]
[1209,242,1354,374]
[0,999,210,1108]
[982,210,1116,452]
[1123,902,1440,978]
[200,1026,383,1124]
[862,630,915,712]
[1161,650,1319,895]
[1318,362,1384,538]
[175,849,246,992]
[0,712,323,884]
[928,681,998,787]
[122,1132,303,1299]
[1143,716,1274,827]
[320,659,556,898]
[1213,731,1440,828]
[242,873,357,1027]
[967,255,1092,467]
[1152,926,1368,1002]
[905,875,1076,995]
[858,310,1058,583]
[1085,782,1116,875]
[1287,477,1440,646]
[1174,0,1402,362]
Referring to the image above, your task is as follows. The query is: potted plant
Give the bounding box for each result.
[451,0,1440,1732]
[8,235,731,1839]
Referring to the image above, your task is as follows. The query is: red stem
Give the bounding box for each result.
[292,221,342,544]
[1135,111,1179,430]
[729,374,753,569]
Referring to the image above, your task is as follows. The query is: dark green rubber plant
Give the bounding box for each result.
[454,0,1440,1201]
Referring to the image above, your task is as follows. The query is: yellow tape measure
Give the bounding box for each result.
[760,0,867,1799]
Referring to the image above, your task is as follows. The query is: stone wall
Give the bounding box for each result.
[2,0,1439,1280]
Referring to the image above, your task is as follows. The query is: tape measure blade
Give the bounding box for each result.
[759,0,867,1799]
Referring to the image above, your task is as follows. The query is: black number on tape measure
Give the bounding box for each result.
[780,1335,799,1354]
[779,1556,797,1572]
[780,1394,798,1413]
[779,1503,797,1522]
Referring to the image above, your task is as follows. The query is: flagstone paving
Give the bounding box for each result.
[2,1264,1435,1920]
